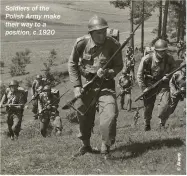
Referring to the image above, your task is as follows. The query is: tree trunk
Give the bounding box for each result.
[162,0,169,39]
[130,0,134,52]
[141,0,144,53]
[177,0,182,42]
[181,0,186,40]
[158,0,162,38]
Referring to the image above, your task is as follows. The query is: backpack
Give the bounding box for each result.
[51,88,60,99]
[18,87,28,104]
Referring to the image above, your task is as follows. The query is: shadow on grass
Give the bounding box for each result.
[110,138,184,160]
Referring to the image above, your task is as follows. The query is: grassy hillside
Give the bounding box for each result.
[0,0,186,175]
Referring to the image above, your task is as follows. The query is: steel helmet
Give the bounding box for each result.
[154,39,168,51]
[43,85,51,92]
[88,16,108,32]
[36,74,42,79]
[9,80,19,87]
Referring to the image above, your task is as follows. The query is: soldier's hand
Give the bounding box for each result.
[105,69,115,79]
[162,75,169,82]
[32,95,35,99]
[47,105,52,110]
[97,68,106,78]
[74,86,82,98]
[181,87,186,93]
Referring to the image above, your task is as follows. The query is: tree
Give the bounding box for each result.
[110,0,157,51]
[158,0,162,38]
[167,0,186,41]
[162,0,169,40]
[141,0,145,53]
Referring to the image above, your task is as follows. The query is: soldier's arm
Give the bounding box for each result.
[0,88,9,107]
[110,43,123,77]
[137,57,147,91]
[68,40,83,88]
[0,94,7,107]
[169,74,179,97]
[38,95,43,113]
[168,55,177,72]
[31,80,36,95]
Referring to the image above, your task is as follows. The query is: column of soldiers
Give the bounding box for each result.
[0,16,185,159]
[0,75,62,140]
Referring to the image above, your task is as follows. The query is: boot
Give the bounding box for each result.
[73,140,93,157]
[100,141,110,154]
[144,124,151,131]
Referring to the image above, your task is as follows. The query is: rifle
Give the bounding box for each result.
[34,89,70,117]
[62,5,157,110]
[135,63,186,102]
[0,104,24,108]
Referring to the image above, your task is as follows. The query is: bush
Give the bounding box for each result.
[9,63,27,77]
[0,61,5,67]
[9,49,31,77]
[24,75,36,88]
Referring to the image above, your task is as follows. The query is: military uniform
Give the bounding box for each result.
[137,50,176,128]
[0,86,27,139]
[31,78,45,115]
[169,69,186,114]
[69,34,123,148]
[125,47,135,81]
[118,73,132,111]
[38,90,62,137]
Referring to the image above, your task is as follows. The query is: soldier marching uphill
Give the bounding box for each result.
[68,15,123,157]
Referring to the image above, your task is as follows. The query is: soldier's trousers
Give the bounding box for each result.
[75,89,118,146]
[120,92,131,111]
[39,112,62,137]
[143,88,171,125]
[7,112,23,137]
[32,99,38,114]
[168,96,182,115]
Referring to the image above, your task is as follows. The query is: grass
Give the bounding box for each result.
[0,0,186,174]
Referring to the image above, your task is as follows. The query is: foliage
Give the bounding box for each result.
[9,49,31,77]
[42,49,58,86]
[24,75,37,88]
[110,0,157,22]
[0,61,5,68]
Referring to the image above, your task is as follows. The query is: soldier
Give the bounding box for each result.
[68,15,123,156]
[31,74,45,119]
[169,62,186,115]
[125,46,135,82]
[38,85,62,137]
[0,80,28,140]
[118,69,133,111]
[137,39,176,131]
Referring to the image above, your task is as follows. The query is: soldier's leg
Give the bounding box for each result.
[7,114,14,139]
[120,92,125,109]
[169,97,180,115]
[74,89,97,155]
[126,93,132,111]
[32,99,38,118]
[12,113,22,138]
[98,91,118,153]
[40,115,50,137]
[157,89,171,126]
[143,95,156,131]
[53,115,62,135]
